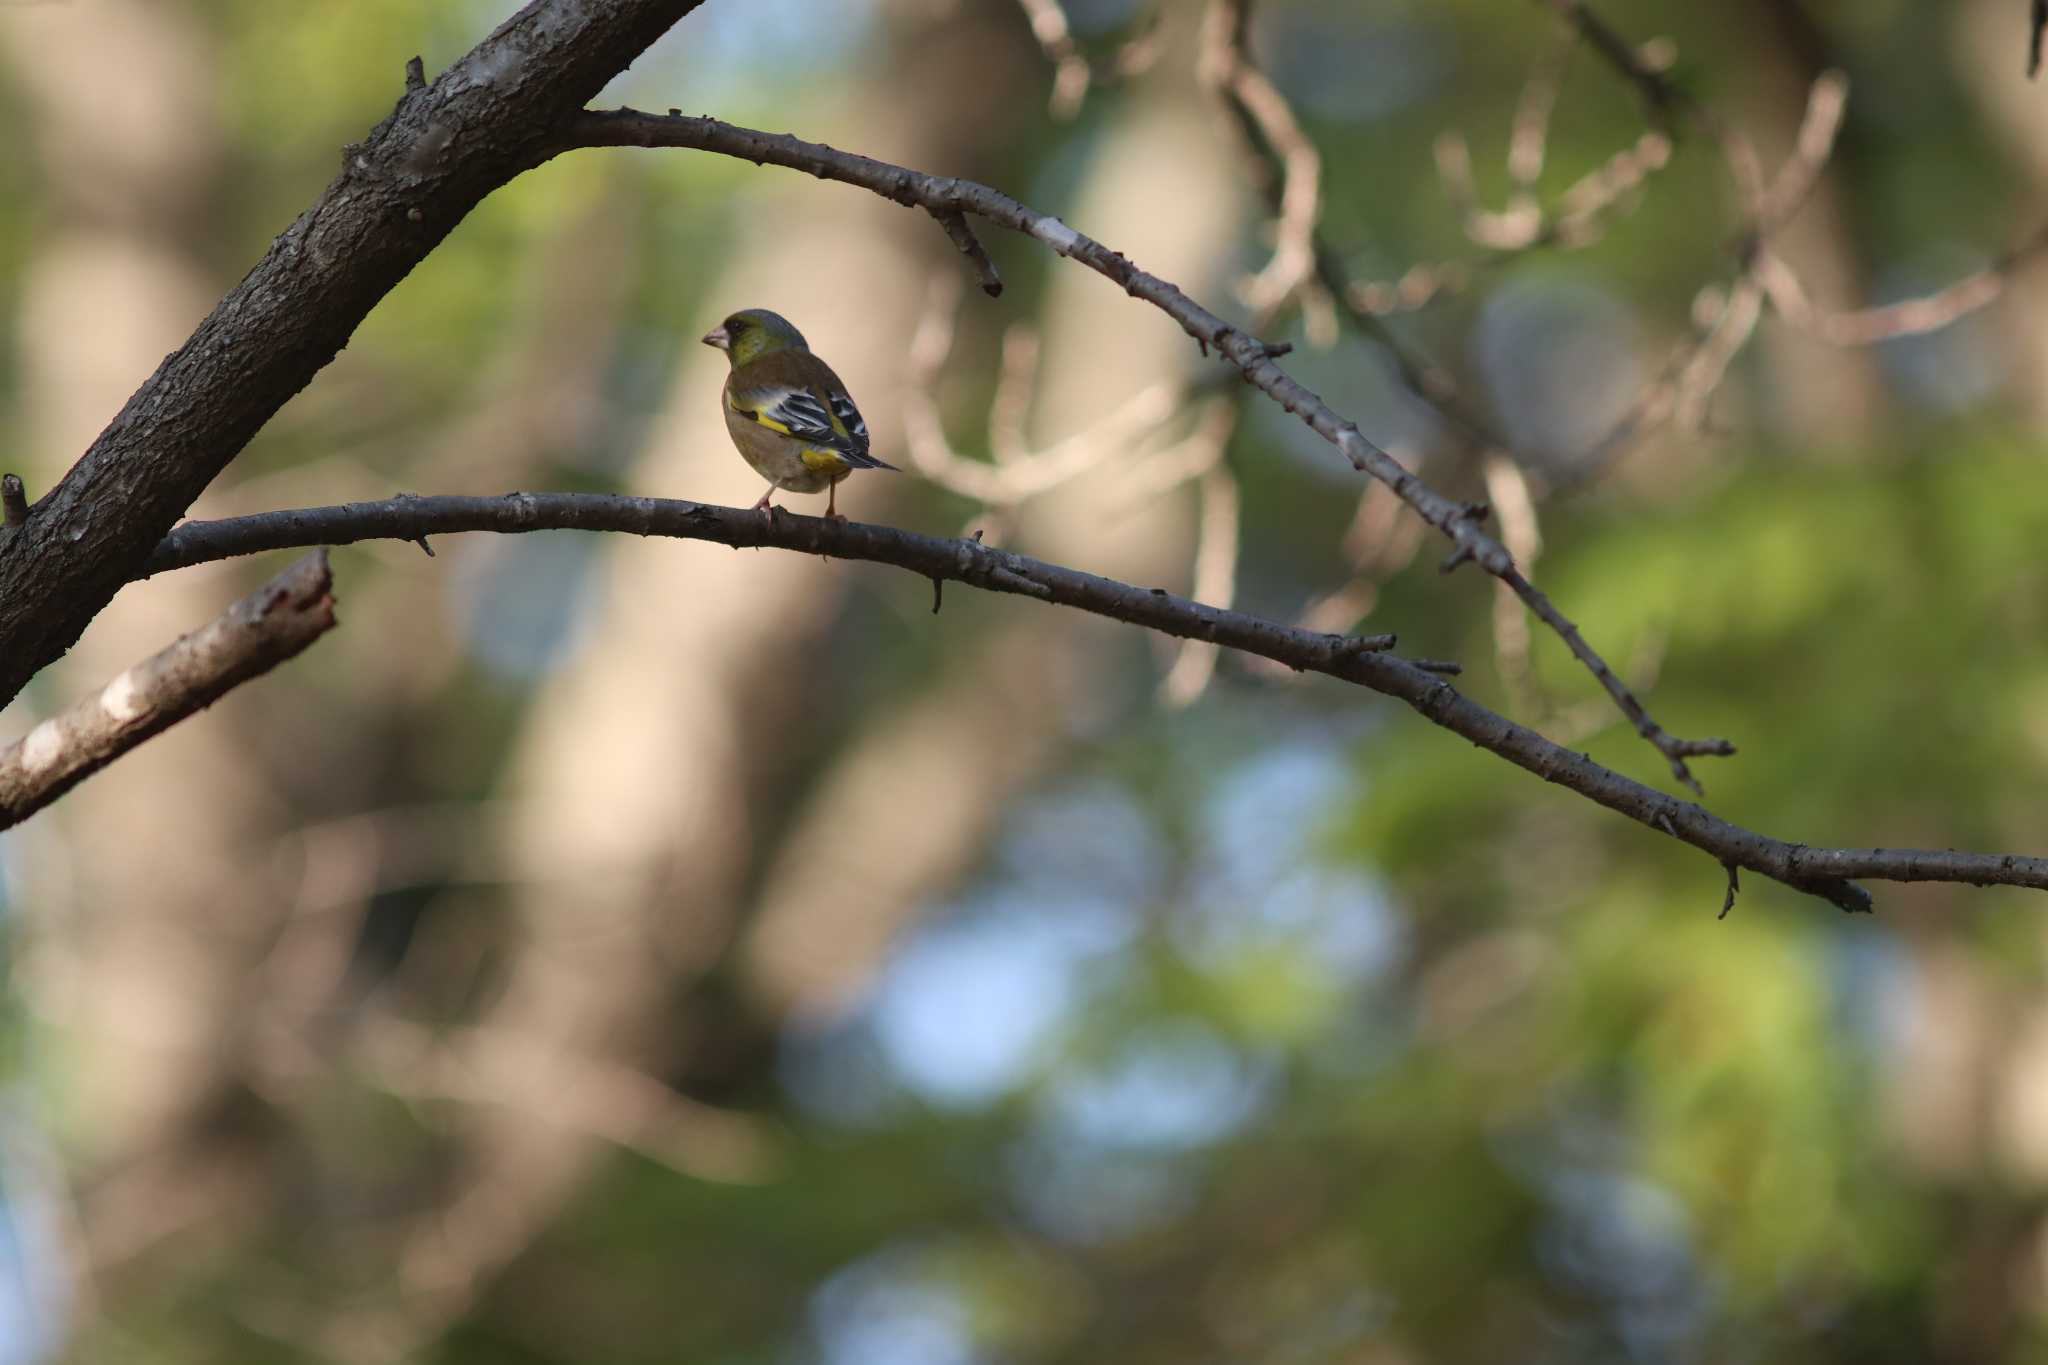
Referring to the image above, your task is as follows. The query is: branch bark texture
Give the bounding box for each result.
[149,494,2048,912]
[0,0,706,710]
[0,551,336,830]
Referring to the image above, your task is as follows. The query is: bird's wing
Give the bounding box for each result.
[824,391,899,471]
[730,355,897,471]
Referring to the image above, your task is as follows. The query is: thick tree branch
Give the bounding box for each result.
[146,493,2048,912]
[0,552,336,830]
[550,109,1732,790]
[0,0,707,711]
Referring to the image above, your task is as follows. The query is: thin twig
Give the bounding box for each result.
[1,475,26,529]
[1017,0,1092,115]
[0,551,336,829]
[932,208,1003,298]
[1508,25,1574,187]
[1756,223,2048,346]
[144,492,2048,912]
[1759,70,1848,232]
[1542,0,1683,127]
[553,110,1732,788]
[1200,0,1324,319]
[1014,0,1162,118]
[901,277,1185,506]
[1161,464,1242,706]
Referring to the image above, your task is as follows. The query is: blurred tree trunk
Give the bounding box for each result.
[0,0,290,1279]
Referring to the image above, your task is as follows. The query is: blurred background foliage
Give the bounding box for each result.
[1,0,2046,1361]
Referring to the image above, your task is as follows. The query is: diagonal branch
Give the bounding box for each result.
[147,493,2048,913]
[0,0,710,713]
[550,109,1732,790]
[0,552,337,830]
[1190,5,1723,789]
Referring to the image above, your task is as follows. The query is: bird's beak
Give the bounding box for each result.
[701,325,730,351]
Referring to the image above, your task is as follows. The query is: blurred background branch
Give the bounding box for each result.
[0,552,334,829]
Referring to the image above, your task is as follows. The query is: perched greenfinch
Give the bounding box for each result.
[702,308,896,518]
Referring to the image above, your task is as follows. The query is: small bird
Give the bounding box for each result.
[702,308,896,519]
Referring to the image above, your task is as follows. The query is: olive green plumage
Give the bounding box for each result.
[702,308,896,518]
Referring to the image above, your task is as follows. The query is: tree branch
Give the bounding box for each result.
[0,552,337,830]
[0,0,708,712]
[146,493,2048,912]
[549,109,1733,790]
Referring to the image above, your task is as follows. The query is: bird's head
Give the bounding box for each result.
[702,308,809,367]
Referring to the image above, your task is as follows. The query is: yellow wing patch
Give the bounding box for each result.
[800,448,851,474]
[731,393,795,437]
[821,391,853,441]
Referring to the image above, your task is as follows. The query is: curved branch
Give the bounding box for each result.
[0,552,336,830]
[550,109,1732,791]
[147,493,2048,912]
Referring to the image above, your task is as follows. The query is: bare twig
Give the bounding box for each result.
[1542,0,1684,127]
[1674,277,1765,432]
[1439,56,1674,261]
[554,110,1731,787]
[1544,0,1768,214]
[988,324,1042,464]
[1014,0,1162,118]
[1112,395,1238,510]
[933,208,1003,298]
[1508,25,1574,187]
[1484,456,1542,711]
[1161,464,1242,706]
[1759,70,1849,232]
[143,493,2048,912]
[1,475,26,528]
[2032,0,2047,78]
[901,277,1185,507]
[1755,223,2048,345]
[1287,480,1429,651]
[1199,0,1325,320]
[0,551,336,829]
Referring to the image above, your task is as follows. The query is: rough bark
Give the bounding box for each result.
[0,0,706,708]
